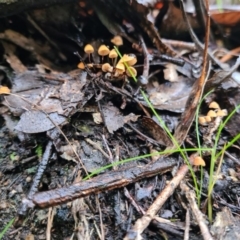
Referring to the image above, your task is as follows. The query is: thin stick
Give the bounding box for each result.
[124,163,189,239]
[46,207,55,240]
[181,182,213,240]
[28,141,53,199]
[139,35,150,80]
[173,0,211,145]
[184,208,190,240]
[30,158,176,208]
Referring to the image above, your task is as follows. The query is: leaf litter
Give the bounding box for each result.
[0,0,240,239]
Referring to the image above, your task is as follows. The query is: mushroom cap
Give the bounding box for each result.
[102,63,113,72]
[209,101,220,109]
[207,110,217,117]
[216,109,228,117]
[193,156,206,166]
[109,49,118,58]
[205,116,212,122]
[84,44,94,54]
[198,116,207,125]
[98,45,110,56]
[114,62,125,77]
[115,62,125,72]
[119,54,137,66]
[126,66,137,77]
[77,62,85,69]
[111,35,123,46]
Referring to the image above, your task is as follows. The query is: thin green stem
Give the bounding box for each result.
[208,103,240,221]
[0,218,15,239]
[195,90,214,205]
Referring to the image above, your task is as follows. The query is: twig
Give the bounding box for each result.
[180,182,213,240]
[96,195,105,240]
[102,135,113,162]
[162,38,197,51]
[46,207,55,240]
[173,0,211,145]
[29,158,176,209]
[184,208,190,240]
[124,163,190,239]
[16,141,53,220]
[85,138,110,159]
[28,141,53,200]
[220,46,240,63]
[139,35,150,80]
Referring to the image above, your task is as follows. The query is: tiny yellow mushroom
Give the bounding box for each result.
[111,35,123,46]
[209,101,220,109]
[84,44,94,54]
[77,62,85,69]
[126,66,137,77]
[102,63,113,72]
[98,45,110,56]
[207,110,217,118]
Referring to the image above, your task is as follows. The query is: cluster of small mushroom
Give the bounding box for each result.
[198,101,228,126]
[78,36,137,78]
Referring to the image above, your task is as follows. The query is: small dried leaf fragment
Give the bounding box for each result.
[92,113,103,124]
[102,103,125,134]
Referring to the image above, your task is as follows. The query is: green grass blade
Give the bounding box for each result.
[0,218,15,239]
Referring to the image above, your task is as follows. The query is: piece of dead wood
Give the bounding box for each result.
[124,163,190,240]
[172,0,211,146]
[180,181,214,240]
[17,157,176,214]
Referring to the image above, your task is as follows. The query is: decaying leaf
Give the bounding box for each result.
[140,117,172,146]
[102,102,139,134]
[15,111,67,133]
[3,70,88,133]
[143,77,194,112]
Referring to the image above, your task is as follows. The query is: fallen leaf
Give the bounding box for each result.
[15,111,66,133]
